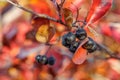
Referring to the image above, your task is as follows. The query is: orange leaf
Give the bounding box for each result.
[72,38,89,64]
[35,25,48,43]
[29,0,57,17]
[62,0,83,12]
[86,0,113,24]
[72,47,87,64]
[63,8,73,30]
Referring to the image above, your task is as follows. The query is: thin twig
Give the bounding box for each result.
[6,0,120,61]
[97,43,120,60]
[6,0,67,26]
[57,0,65,21]
[71,3,81,27]
[45,45,52,55]
[60,0,65,7]
[74,7,80,24]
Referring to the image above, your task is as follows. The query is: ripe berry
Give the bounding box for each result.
[48,56,55,65]
[35,55,48,65]
[35,55,42,63]
[41,55,48,65]
[75,28,87,40]
[87,45,97,53]
[82,37,97,53]
[69,41,80,53]
[62,32,76,48]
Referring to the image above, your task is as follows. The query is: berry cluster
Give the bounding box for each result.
[35,55,55,65]
[62,28,97,53]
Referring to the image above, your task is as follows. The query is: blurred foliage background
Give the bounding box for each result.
[0,0,120,80]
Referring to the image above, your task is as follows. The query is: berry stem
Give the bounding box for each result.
[45,45,52,55]
[97,43,120,60]
[6,0,67,27]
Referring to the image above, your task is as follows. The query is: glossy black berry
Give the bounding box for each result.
[87,47,97,53]
[41,55,48,65]
[35,55,48,65]
[62,32,76,48]
[35,55,42,63]
[75,28,87,40]
[69,41,80,53]
[48,56,55,65]
[82,37,97,53]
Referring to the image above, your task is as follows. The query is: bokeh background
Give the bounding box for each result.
[0,0,120,80]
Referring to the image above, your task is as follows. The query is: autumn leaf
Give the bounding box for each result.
[35,24,55,43]
[86,0,113,24]
[31,16,49,30]
[31,17,55,43]
[35,24,49,43]
[72,38,89,64]
[63,8,73,30]
[62,0,83,12]
[72,47,87,64]
[48,26,56,42]
[29,0,57,17]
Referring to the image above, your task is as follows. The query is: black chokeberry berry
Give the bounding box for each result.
[69,41,80,53]
[87,43,97,53]
[82,37,97,53]
[75,28,87,40]
[35,55,42,63]
[35,55,48,65]
[41,55,48,65]
[62,32,76,48]
[48,56,55,65]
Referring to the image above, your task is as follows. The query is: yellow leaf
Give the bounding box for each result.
[31,16,49,29]
[35,24,49,43]
[35,25,55,43]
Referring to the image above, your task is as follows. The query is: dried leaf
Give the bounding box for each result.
[35,24,49,43]
[63,8,73,30]
[35,25,55,43]
[86,0,113,24]
[31,17,55,43]
[31,16,49,30]
[48,26,56,42]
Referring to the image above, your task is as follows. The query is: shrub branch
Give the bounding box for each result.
[6,0,120,60]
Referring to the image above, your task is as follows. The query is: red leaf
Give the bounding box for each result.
[72,38,89,64]
[63,0,83,12]
[72,47,87,64]
[86,0,113,24]
[29,0,57,17]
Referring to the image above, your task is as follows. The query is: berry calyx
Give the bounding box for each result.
[69,41,80,53]
[75,28,87,40]
[62,32,76,48]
